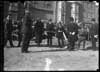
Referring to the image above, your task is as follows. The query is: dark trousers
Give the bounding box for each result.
[47,38,52,46]
[21,33,32,51]
[17,33,22,46]
[4,33,14,47]
[78,37,86,49]
[68,35,77,50]
[68,41,75,50]
[58,38,64,47]
[47,32,53,46]
[91,36,96,49]
[35,33,42,46]
[78,39,86,49]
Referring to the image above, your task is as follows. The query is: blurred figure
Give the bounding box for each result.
[21,11,33,53]
[4,14,14,47]
[78,23,89,49]
[17,19,23,47]
[66,17,80,51]
[89,18,99,50]
[46,19,55,46]
[34,18,44,46]
[56,22,64,48]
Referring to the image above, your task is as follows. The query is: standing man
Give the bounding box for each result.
[89,18,98,50]
[21,10,33,53]
[34,18,44,46]
[78,23,89,49]
[17,19,22,47]
[56,22,64,48]
[4,14,14,47]
[66,17,80,51]
[46,19,55,46]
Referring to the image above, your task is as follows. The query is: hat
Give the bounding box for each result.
[49,19,52,21]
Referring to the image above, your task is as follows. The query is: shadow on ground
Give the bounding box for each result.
[81,46,99,51]
[5,45,98,53]
[6,44,60,48]
[28,48,68,53]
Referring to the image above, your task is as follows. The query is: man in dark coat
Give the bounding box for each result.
[89,18,99,50]
[34,18,44,46]
[78,23,89,49]
[21,11,33,53]
[46,19,55,46]
[4,15,14,47]
[56,22,64,48]
[17,20,23,47]
[66,17,80,51]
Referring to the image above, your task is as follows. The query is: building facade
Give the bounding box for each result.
[29,1,56,22]
[60,1,99,25]
[4,1,98,24]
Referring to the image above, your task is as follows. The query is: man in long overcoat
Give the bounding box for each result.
[46,19,55,46]
[4,14,14,47]
[66,17,80,51]
[21,11,33,53]
[34,18,44,46]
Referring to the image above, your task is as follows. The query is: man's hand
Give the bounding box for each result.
[94,35,98,38]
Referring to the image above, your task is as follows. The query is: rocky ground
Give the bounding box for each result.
[4,38,99,71]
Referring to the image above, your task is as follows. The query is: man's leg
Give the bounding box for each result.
[25,37,31,52]
[8,34,14,47]
[91,37,96,50]
[83,40,86,49]
[36,34,40,46]
[47,38,49,46]
[69,41,75,50]
[61,38,64,47]
[50,37,52,46]
[58,38,61,47]
[4,34,8,47]
[78,39,84,49]
[22,38,27,52]
[21,34,29,52]
[17,34,22,47]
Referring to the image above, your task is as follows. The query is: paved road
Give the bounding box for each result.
[4,39,99,71]
[4,47,98,71]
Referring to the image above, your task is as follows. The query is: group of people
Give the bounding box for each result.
[4,11,99,53]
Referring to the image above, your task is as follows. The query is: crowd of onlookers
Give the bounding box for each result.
[4,11,99,53]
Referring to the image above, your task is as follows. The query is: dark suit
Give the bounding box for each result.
[46,22,55,46]
[21,14,33,52]
[34,20,44,46]
[56,27,64,47]
[4,19,14,47]
[17,21,22,47]
[67,22,80,50]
